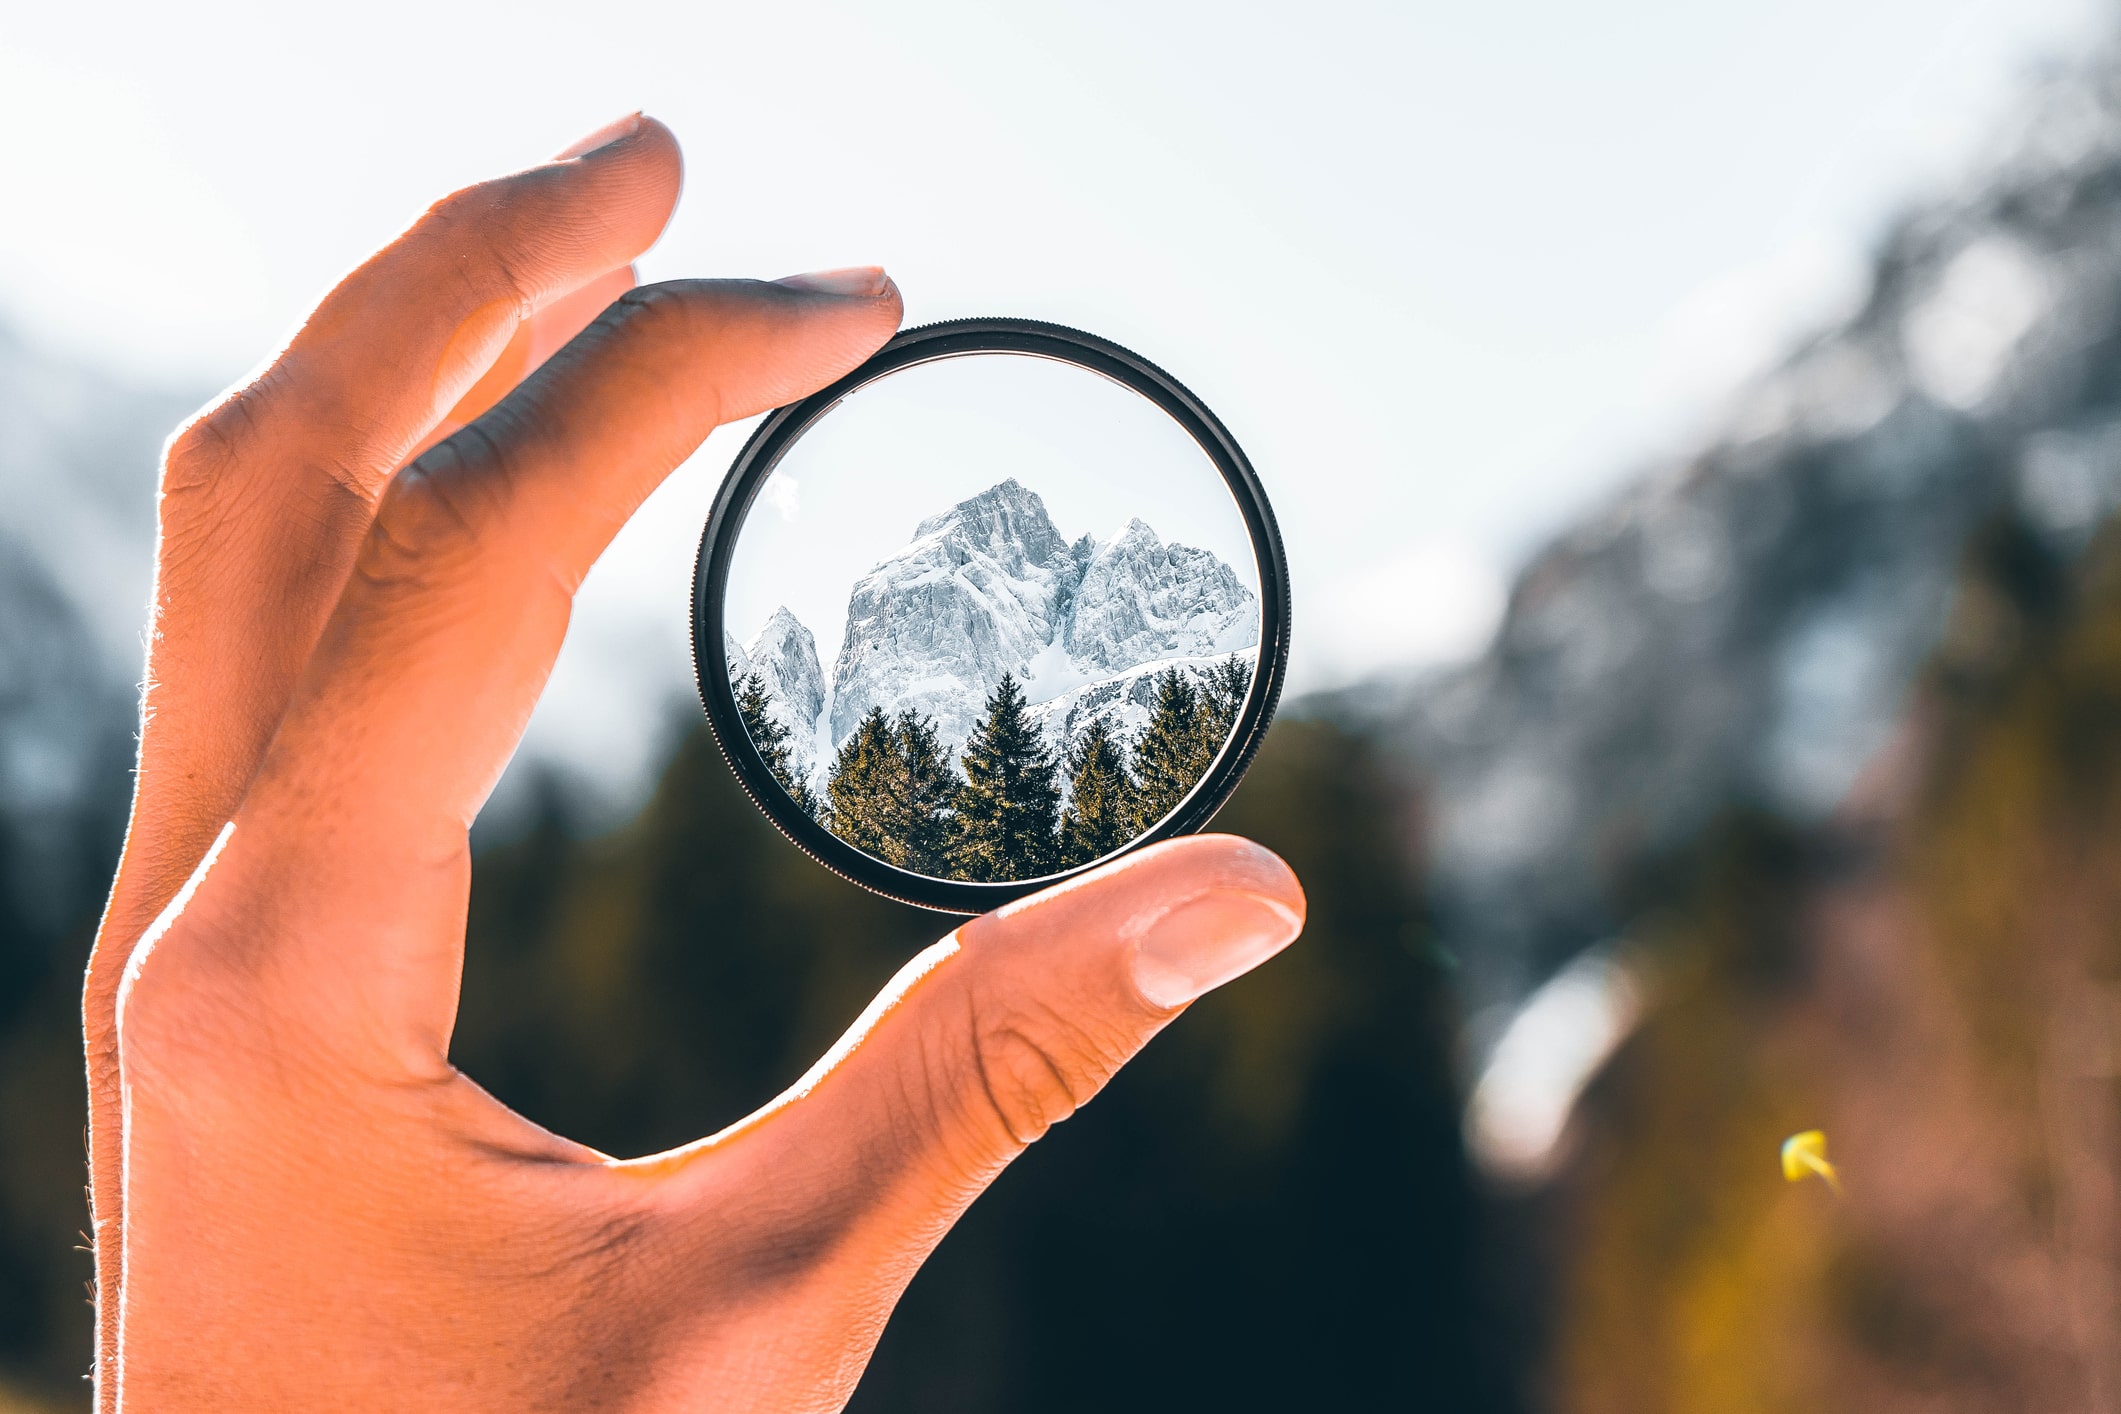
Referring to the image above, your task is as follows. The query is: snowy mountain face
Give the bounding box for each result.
[727,611,828,779]
[827,478,1086,750]
[829,479,1255,762]
[1065,518,1255,671]
[747,608,827,777]
[748,607,827,732]
[732,479,1258,779]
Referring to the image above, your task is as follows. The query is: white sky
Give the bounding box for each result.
[0,0,2109,790]
[727,354,1260,670]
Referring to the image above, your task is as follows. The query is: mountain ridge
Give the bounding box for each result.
[736,478,1258,780]
[1342,47,2121,1025]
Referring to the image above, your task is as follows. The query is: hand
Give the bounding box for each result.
[83,115,1307,1411]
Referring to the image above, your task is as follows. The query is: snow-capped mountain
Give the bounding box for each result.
[746,608,827,730]
[1065,518,1254,672]
[727,608,828,779]
[827,479,1087,749]
[732,479,1258,779]
[827,479,1255,762]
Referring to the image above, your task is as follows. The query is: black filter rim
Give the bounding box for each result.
[691,317,1291,915]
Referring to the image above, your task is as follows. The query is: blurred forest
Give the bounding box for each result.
[0,715,1513,1411]
[13,34,2121,1414]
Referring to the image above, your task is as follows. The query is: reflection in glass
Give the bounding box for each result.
[725,355,1261,883]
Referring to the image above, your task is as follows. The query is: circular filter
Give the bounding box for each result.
[693,318,1289,914]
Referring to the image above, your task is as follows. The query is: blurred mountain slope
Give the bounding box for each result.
[1366,48,2121,1023]
[0,322,193,955]
[0,323,191,672]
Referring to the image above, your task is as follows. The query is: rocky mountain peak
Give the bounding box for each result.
[1065,518,1255,673]
[741,607,826,778]
[824,480,1258,762]
[749,609,825,715]
[908,477,1070,573]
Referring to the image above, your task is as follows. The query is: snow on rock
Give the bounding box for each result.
[828,478,1089,751]
[1025,645,1260,765]
[729,608,828,780]
[762,479,1258,766]
[1065,518,1255,671]
[748,608,827,730]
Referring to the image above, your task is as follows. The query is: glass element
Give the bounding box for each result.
[722,352,1262,884]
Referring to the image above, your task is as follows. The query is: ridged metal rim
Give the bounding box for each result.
[691,317,1291,915]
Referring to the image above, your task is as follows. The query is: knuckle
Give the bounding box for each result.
[609,281,724,351]
[609,280,694,325]
[358,433,507,586]
[562,282,696,371]
[161,361,399,524]
[962,987,1119,1147]
[598,285,724,423]
[410,189,523,310]
[160,385,267,496]
[157,372,381,543]
[353,414,584,614]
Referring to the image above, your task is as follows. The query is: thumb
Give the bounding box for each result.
[650,834,1305,1294]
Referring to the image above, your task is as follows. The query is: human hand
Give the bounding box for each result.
[82,115,1307,1410]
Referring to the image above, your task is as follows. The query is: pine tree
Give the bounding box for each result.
[893,709,960,876]
[1199,654,1252,746]
[823,706,905,862]
[1057,719,1137,867]
[949,674,1060,882]
[1130,667,1212,831]
[820,705,959,869]
[735,672,815,815]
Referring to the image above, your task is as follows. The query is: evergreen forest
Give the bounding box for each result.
[739,657,1253,882]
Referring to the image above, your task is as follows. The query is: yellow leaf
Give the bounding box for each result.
[1780,1129,1842,1195]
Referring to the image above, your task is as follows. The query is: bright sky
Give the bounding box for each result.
[727,353,1260,672]
[0,0,2107,791]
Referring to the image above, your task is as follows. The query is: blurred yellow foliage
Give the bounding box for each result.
[1779,1130,1841,1194]
[1546,520,2121,1413]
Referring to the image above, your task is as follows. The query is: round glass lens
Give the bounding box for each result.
[721,351,1263,885]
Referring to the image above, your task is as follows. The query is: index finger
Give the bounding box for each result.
[117,116,683,920]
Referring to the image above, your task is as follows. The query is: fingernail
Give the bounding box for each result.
[554,112,645,160]
[775,265,890,298]
[1129,889,1303,1009]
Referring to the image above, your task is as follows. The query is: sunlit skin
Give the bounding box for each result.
[79,114,1307,1410]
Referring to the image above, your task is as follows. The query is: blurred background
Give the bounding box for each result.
[5,0,2121,1408]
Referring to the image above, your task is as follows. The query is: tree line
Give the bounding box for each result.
[735,656,1252,882]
